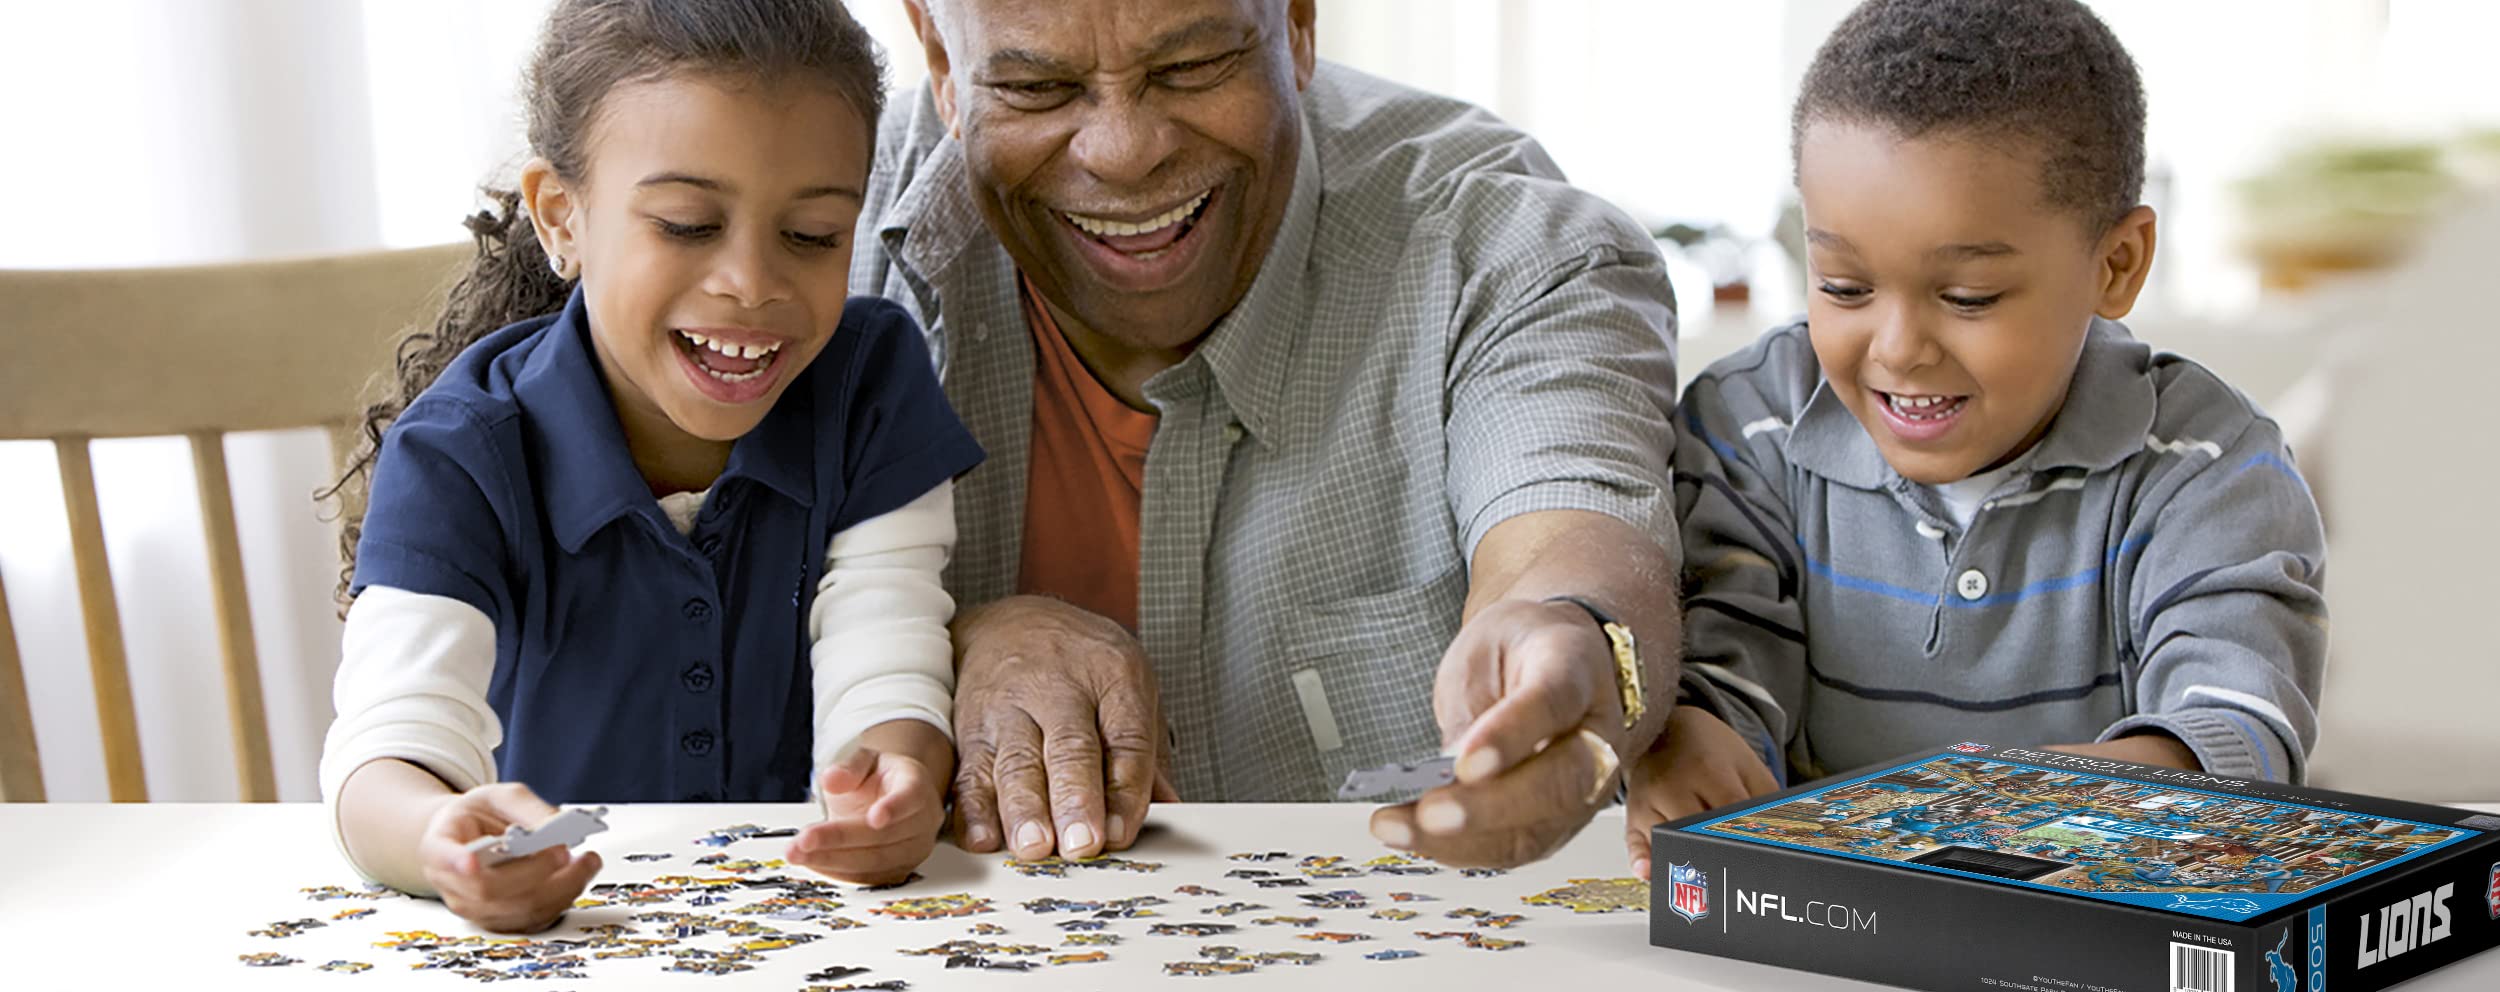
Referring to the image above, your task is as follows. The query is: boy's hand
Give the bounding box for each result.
[790,745,946,885]
[2044,733,2202,771]
[418,783,603,933]
[1623,705,1779,878]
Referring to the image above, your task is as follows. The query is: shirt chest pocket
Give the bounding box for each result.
[1275,564,1466,796]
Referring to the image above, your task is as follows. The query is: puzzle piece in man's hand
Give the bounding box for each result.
[1337,755,1456,800]
[466,806,609,866]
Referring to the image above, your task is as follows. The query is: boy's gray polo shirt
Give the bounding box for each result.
[1677,319,2326,783]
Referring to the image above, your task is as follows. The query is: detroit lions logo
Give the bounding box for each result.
[2264,930,2299,992]
[2169,894,2264,917]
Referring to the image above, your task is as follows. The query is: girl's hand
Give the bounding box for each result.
[418,782,604,933]
[789,745,946,885]
[1623,705,1780,878]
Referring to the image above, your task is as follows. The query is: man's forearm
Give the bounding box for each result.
[1467,509,1680,755]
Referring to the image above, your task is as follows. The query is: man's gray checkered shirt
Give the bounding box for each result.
[851,63,1680,800]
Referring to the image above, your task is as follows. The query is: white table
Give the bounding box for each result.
[3,802,2494,989]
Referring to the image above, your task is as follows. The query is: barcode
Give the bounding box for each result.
[2171,942,2234,992]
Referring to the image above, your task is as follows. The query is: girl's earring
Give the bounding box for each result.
[549,254,570,280]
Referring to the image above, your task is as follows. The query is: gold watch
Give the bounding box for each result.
[1547,595,1644,731]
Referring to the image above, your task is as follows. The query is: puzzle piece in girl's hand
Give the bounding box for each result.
[468,806,609,866]
[1521,877,1650,914]
[1337,754,1456,799]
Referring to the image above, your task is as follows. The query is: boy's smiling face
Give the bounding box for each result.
[1797,120,2155,485]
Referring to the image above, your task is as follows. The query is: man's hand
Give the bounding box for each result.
[1622,705,1780,877]
[1367,598,1628,868]
[418,783,603,934]
[789,720,952,885]
[949,595,1177,862]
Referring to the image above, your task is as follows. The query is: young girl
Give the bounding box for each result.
[318,0,983,933]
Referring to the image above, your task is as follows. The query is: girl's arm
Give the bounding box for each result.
[322,585,503,891]
[807,481,961,775]
[790,481,962,882]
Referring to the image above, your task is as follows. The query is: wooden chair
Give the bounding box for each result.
[0,244,468,802]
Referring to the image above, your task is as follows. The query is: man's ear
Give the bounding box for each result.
[2094,204,2157,320]
[519,157,582,278]
[1286,0,1317,89]
[903,0,961,137]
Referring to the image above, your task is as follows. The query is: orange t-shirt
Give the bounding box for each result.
[1016,278,1155,632]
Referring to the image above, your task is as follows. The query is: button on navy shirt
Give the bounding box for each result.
[351,289,983,803]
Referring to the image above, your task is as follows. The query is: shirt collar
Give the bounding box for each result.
[1786,316,2156,490]
[516,287,817,554]
[1166,124,1321,442]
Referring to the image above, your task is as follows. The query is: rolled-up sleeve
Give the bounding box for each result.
[1444,248,1680,561]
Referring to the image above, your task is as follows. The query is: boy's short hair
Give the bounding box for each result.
[1794,0,2146,230]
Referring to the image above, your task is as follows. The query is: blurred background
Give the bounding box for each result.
[1,0,2494,803]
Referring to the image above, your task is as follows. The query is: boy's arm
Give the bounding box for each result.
[2104,418,2327,783]
[1665,383,1813,780]
[808,481,961,781]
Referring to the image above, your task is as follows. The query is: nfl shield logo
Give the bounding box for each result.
[2485,863,2498,919]
[1950,742,1989,754]
[1668,863,1710,923]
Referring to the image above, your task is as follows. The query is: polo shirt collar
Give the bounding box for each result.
[516,287,816,554]
[1787,316,2156,490]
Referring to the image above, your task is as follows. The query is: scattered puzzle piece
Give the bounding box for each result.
[1049,950,1110,965]
[1522,877,1649,914]
[1167,960,1257,976]
[238,952,299,968]
[1367,948,1422,960]
[871,893,994,920]
[316,960,371,973]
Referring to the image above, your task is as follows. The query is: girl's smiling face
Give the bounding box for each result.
[524,73,869,480]
[1797,120,2155,485]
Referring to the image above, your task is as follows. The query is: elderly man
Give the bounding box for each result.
[853,0,1682,869]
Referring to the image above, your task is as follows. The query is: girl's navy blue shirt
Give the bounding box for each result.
[351,288,983,803]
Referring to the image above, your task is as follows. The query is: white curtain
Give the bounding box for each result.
[0,0,2473,802]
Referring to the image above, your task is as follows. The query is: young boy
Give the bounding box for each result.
[1625,0,2328,875]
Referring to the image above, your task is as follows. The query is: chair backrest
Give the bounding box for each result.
[0,243,469,802]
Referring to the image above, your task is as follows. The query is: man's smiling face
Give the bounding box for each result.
[911,0,1316,353]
